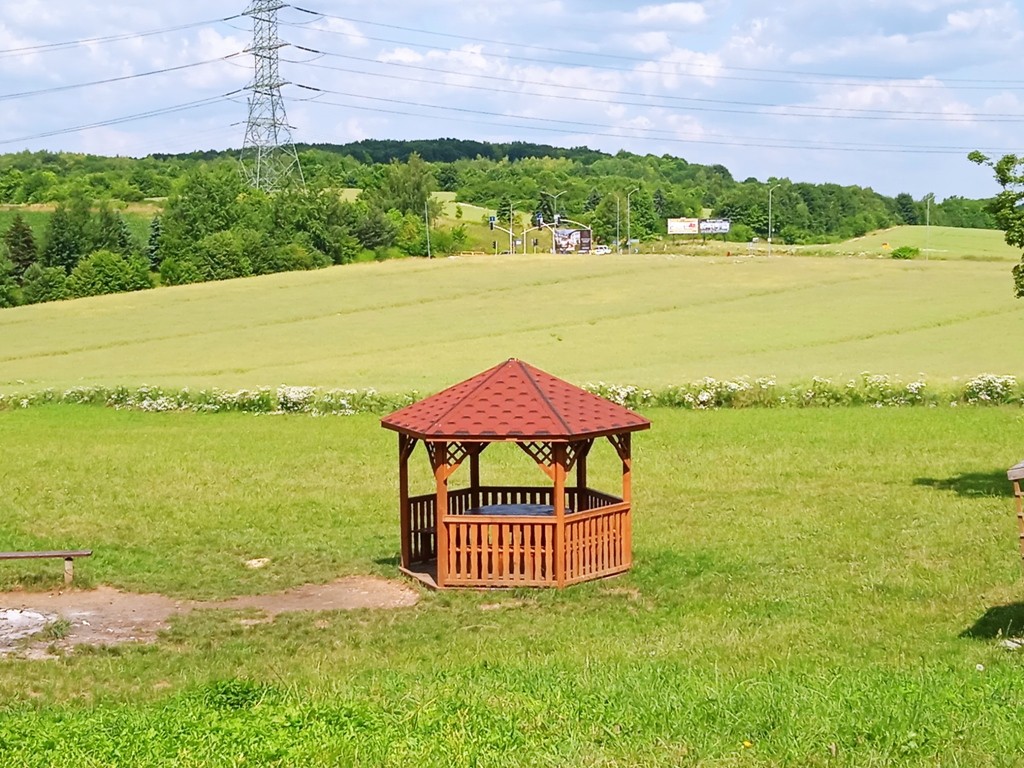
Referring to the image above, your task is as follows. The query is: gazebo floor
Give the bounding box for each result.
[399,562,439,590]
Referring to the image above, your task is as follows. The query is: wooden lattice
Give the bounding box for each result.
[427,441,477,479]
[608,433,631,462]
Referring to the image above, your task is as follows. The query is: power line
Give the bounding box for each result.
[0,15,244,59]
[290,7,1024,87]
[0,91,244,147]
[0,53,246,103]
[283,15,1023,92]
[293,90,1018,156]
[290,51,1024,124]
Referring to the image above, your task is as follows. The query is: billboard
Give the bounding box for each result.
[668,218,700,235]
[554,228,592,253]
[699,219,731,234]
[554,228,580,253]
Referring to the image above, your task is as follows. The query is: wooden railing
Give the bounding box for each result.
[564,503,631,584]
[408,495,437,564]
[407,486,630,587]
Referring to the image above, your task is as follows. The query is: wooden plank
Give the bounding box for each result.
[0,550,92,560]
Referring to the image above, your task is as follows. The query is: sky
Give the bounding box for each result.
[0,0,1021,200]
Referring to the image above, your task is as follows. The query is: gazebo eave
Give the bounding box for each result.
[380,422,651,443]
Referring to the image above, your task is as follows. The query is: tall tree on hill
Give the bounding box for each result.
[3,212,37,279]
[41,203,86,273]
[147,215,163,268]
[160,163,248,262]
[0,244,18,308]
[894,192,919,225]
[362,153,440,218]
[969,151,1024,296]
[90,202,134,256]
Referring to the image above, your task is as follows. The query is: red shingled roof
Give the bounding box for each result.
[381,359,651,440]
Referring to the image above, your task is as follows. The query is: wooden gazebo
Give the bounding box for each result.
[381,359,650,589]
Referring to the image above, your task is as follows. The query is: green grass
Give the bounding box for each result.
[0,204,158,247]
[805,225,1019,261]
[1,405,1024,766]
[2,253,1024,393]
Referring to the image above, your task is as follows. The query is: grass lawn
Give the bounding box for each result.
[2,252,1023,393]
[1,405,1023,765]
[808,226,1020,262]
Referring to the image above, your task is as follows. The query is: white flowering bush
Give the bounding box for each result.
[962,374,1018,405]
[276,386,316,413]
[0,373,1022,414]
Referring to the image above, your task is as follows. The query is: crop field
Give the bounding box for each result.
[2,251,1024,393]
[1,406,1023,765]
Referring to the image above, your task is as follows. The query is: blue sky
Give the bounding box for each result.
[0,0,1021,199]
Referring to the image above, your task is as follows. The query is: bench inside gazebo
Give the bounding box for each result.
[381,359,650,589]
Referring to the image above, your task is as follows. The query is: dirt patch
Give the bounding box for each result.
[0,576,418,658]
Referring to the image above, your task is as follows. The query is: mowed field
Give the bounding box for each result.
[1,407,1024,765]
[2,250,1024,393]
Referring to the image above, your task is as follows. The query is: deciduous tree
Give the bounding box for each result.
[970,151,1024,295]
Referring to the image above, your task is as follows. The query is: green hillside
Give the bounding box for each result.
[809,225,1020,261]
[1,252,1022,393]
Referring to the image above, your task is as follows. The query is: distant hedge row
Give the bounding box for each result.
[0,374,1021,415]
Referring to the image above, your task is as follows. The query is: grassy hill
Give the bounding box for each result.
[1,251,1022,393]
[810,225,1019,261]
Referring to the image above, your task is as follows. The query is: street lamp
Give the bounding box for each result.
[924,192,934,260]
[616,196,621,254]
[768,184,780,257]
[626,187,640,253]
[542,190,565,253]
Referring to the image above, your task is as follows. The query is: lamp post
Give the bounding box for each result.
[925,192,933,260]
[626,187,640,253]
[542,190,565,253]
[767,184,780,257]
[616,196,621,254]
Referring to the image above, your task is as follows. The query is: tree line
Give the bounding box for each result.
[0,154,467,308]
[0,140,1003,309]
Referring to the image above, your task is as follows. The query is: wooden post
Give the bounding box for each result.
[398,435,412,569]
[621,433,633,569]
[575,439,591,510]
[1016,480,1024,560]
[470,446,481,510]
[553,442,566,588]
[63,557,74,586]
[434,442,450,587]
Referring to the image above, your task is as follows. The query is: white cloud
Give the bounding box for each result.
[631,2,708,26]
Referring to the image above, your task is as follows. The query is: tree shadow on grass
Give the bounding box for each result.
[961,603,1024,640]
[913,470,1014,499]
[374,556,400,567]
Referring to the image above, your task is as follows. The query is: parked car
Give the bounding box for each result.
[593,245,612,255]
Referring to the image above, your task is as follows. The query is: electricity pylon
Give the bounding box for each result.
[239,0,304,192]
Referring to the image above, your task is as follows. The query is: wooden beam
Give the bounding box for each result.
[470,446,481,510]
[435,441,450,588]
[575,439,592,504]
[399,434,413,569]
[553,442,566,588]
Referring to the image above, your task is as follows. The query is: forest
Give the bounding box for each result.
[0,139,998,309]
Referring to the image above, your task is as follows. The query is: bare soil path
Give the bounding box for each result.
[0,576,419,658]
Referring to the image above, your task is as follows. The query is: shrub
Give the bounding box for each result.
[891,245,919,260]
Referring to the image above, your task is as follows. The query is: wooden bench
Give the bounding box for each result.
[0,550,92,585]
